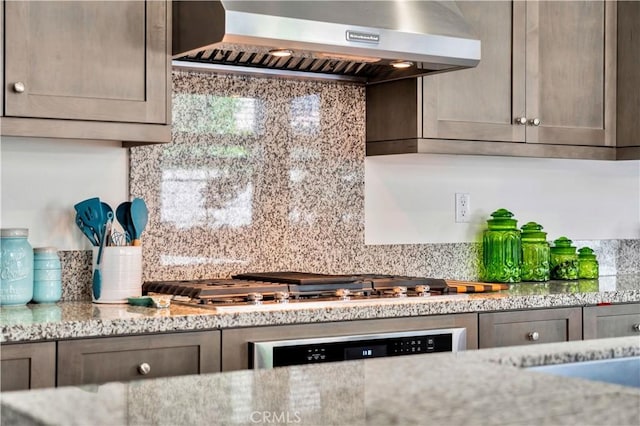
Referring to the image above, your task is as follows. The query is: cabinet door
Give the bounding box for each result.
[4,1,167,124]
[479,308,582,349]
[422,1,526,143]
[526,1,615,146]
[616,1,640,151]
[1,342,56,391]
[583,304,640,340]
[57,331,220,386]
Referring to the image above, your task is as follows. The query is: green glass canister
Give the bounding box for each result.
[520,222,550,282]
[578,247,599,279]
[550,237,579,280]
[482,209,521,283]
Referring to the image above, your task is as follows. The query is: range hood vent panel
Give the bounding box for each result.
[173,1,481,84]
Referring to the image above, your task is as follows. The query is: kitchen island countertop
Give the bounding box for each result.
[1,275,639,343]
[1,336,639,426]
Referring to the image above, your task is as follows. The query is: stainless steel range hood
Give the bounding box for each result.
[172,1,480,84]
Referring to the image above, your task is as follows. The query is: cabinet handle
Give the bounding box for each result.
[137,362,151,375]
[515,117,527,125]
[527,331,540,341]
[633,324,640,332]
[13,82,25,93]
[529,118,541,126]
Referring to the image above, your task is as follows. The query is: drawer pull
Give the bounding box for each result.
[13,82,25,93]
[137,362,151,375]
[633,324,640,332]
[527,332,540,341]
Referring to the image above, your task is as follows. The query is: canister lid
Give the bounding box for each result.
[34,247,58,254]
[578,247,597,260]
[487,209,518,230]
[0,228,28,238]
[521,222,547,240]
[551,236,577,254]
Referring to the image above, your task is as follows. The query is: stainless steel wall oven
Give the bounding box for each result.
[251,328,466,368]
[220,314,477,371]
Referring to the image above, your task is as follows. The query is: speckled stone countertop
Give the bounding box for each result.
[1,275,639,343]
[1,336,639,426]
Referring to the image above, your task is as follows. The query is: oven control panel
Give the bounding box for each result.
[392,335,440,355]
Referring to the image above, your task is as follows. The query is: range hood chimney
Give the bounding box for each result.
[172,1,480,84]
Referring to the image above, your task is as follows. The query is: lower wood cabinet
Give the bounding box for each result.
[3,303,637,389]
[479,307,582,349]
[57,331,220,386]
[1,342,56,391]
[583,303,640,339]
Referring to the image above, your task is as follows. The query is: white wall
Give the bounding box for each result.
[0,137,128,250]
[365,154,640,244]
[3,137,639,249]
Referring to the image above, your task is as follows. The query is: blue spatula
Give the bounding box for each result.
[130,198,148,246]
[92,219,111,301]
[116,201,135,244]
[74,197,105,244]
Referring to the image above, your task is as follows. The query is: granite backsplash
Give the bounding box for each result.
[58,71,640,300]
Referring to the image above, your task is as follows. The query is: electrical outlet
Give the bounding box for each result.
[455,193,470,223]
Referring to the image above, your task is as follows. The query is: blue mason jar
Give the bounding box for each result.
[33,247,62,303]
[0,228,34,305]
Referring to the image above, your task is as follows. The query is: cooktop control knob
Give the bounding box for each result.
[335,288,351,300]
[274,291,290,303]
[414,285,430,296]
[247,293,263,305]
[393,286,407,297]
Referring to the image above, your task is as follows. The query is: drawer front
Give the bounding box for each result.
[491,319,568,347]
[57,331,220,386]
[1,342,56,391]
[584,304,640,339]
[479,308,582,349]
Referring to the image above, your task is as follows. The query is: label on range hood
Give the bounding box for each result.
[346,30,380,44]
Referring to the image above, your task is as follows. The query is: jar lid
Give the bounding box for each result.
[34,247,58,254]
[0,228,28,238]
[551,236,577,254]
[521,222,547,240]
[578,247,597,260]
[487,209,518,230]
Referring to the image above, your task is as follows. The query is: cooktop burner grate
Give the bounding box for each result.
[142,272,447,306]
[143,279,290,299]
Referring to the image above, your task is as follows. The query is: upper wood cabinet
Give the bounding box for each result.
[0,1,171,145]
[615,1,640,160]
[422,1,526,145]
[524,1,613,147]
[367,1,636,160]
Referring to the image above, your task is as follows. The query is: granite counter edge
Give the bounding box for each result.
[2,291,640,343]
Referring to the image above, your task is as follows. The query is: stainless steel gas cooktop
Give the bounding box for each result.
[142,271,481,309]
